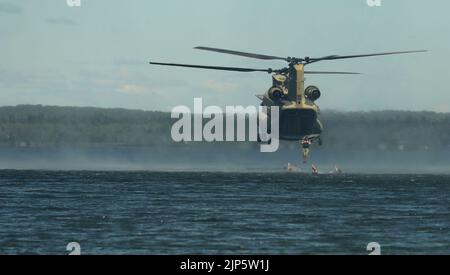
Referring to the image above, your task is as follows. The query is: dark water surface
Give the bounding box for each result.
[0,171,449,254]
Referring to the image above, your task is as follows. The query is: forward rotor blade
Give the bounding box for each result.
[149,62,272,73]
[194,46,288,61]
[305,71,361,75]
[309,50,427,63]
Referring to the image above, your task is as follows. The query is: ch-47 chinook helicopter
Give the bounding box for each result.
[149,46,426,162]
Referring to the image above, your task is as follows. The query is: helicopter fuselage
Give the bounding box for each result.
[259,63,323,141]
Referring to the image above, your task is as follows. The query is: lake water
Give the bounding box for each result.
[0,171,449,254]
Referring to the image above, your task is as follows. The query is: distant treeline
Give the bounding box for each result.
[0,105,449,152]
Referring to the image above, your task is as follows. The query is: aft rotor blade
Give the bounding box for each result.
[194,46,288,61]
[149,62,273,73]
[309,50,427,63]
[305,71,361,75]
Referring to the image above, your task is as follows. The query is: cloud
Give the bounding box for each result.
[0,2,23,14]
[46,17,77,26]
[202,79,239,93]
[434,104,450,113]
[116,84,163,95]
[113,58,145,66]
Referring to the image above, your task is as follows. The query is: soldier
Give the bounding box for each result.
[300,138,312,163]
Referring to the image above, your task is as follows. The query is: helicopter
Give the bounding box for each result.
[149,46,426,161]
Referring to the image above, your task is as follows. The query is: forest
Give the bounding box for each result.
[0,104,449,153]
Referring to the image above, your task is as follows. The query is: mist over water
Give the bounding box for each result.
[0,146,449,174]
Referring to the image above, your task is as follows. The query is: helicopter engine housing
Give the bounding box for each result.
[305,85,321,101]
[268,87,285,101]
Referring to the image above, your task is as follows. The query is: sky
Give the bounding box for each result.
[0,0,449,112]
